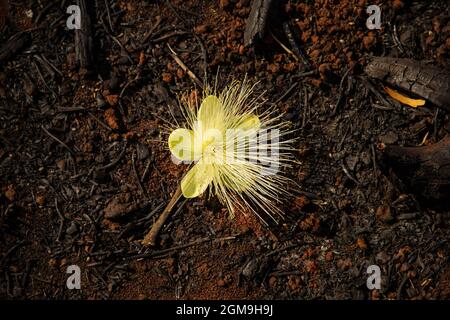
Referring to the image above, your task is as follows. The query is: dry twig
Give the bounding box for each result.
[167,43,203,89]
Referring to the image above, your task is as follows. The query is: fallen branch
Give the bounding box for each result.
[383,135,450,200]
[365,57,450,111]
[244,0,273,46]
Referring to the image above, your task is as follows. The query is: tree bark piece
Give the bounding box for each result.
[244,0,273,46]
[383,135,450,200]
[365,57,450,111]
[75,0,94,76]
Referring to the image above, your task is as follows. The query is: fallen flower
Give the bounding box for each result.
[167,79,296,223]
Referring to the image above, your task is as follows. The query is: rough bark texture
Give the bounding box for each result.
[244,0,273,46]
[384,135,450,200]
[365,57,450,111]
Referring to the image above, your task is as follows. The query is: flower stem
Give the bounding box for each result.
[142,184,183,246]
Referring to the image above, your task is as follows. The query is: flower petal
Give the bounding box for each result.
[168,128,200,161]
[235,114,260,132]
[181,161,213,198]
[198,95,224,130]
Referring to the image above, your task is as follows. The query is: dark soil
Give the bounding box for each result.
[0,0,449,300]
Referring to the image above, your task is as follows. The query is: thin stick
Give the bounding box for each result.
[151,30,188,43]
[141,158,152,183]
[167,43,203,89]
[104,0,114,34]
[132,151,148,199]
[282,22,311,68]
[98,142,127,170]
[142,184,183,246]
[269,30,299,62]
[133,234,238,259]
[87,112,113,132]
[272,82,298,105]
[41,126,74,155]
[142,15,161,44]
[55,198,65,241]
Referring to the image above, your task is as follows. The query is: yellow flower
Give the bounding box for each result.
[168,80,294,223]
